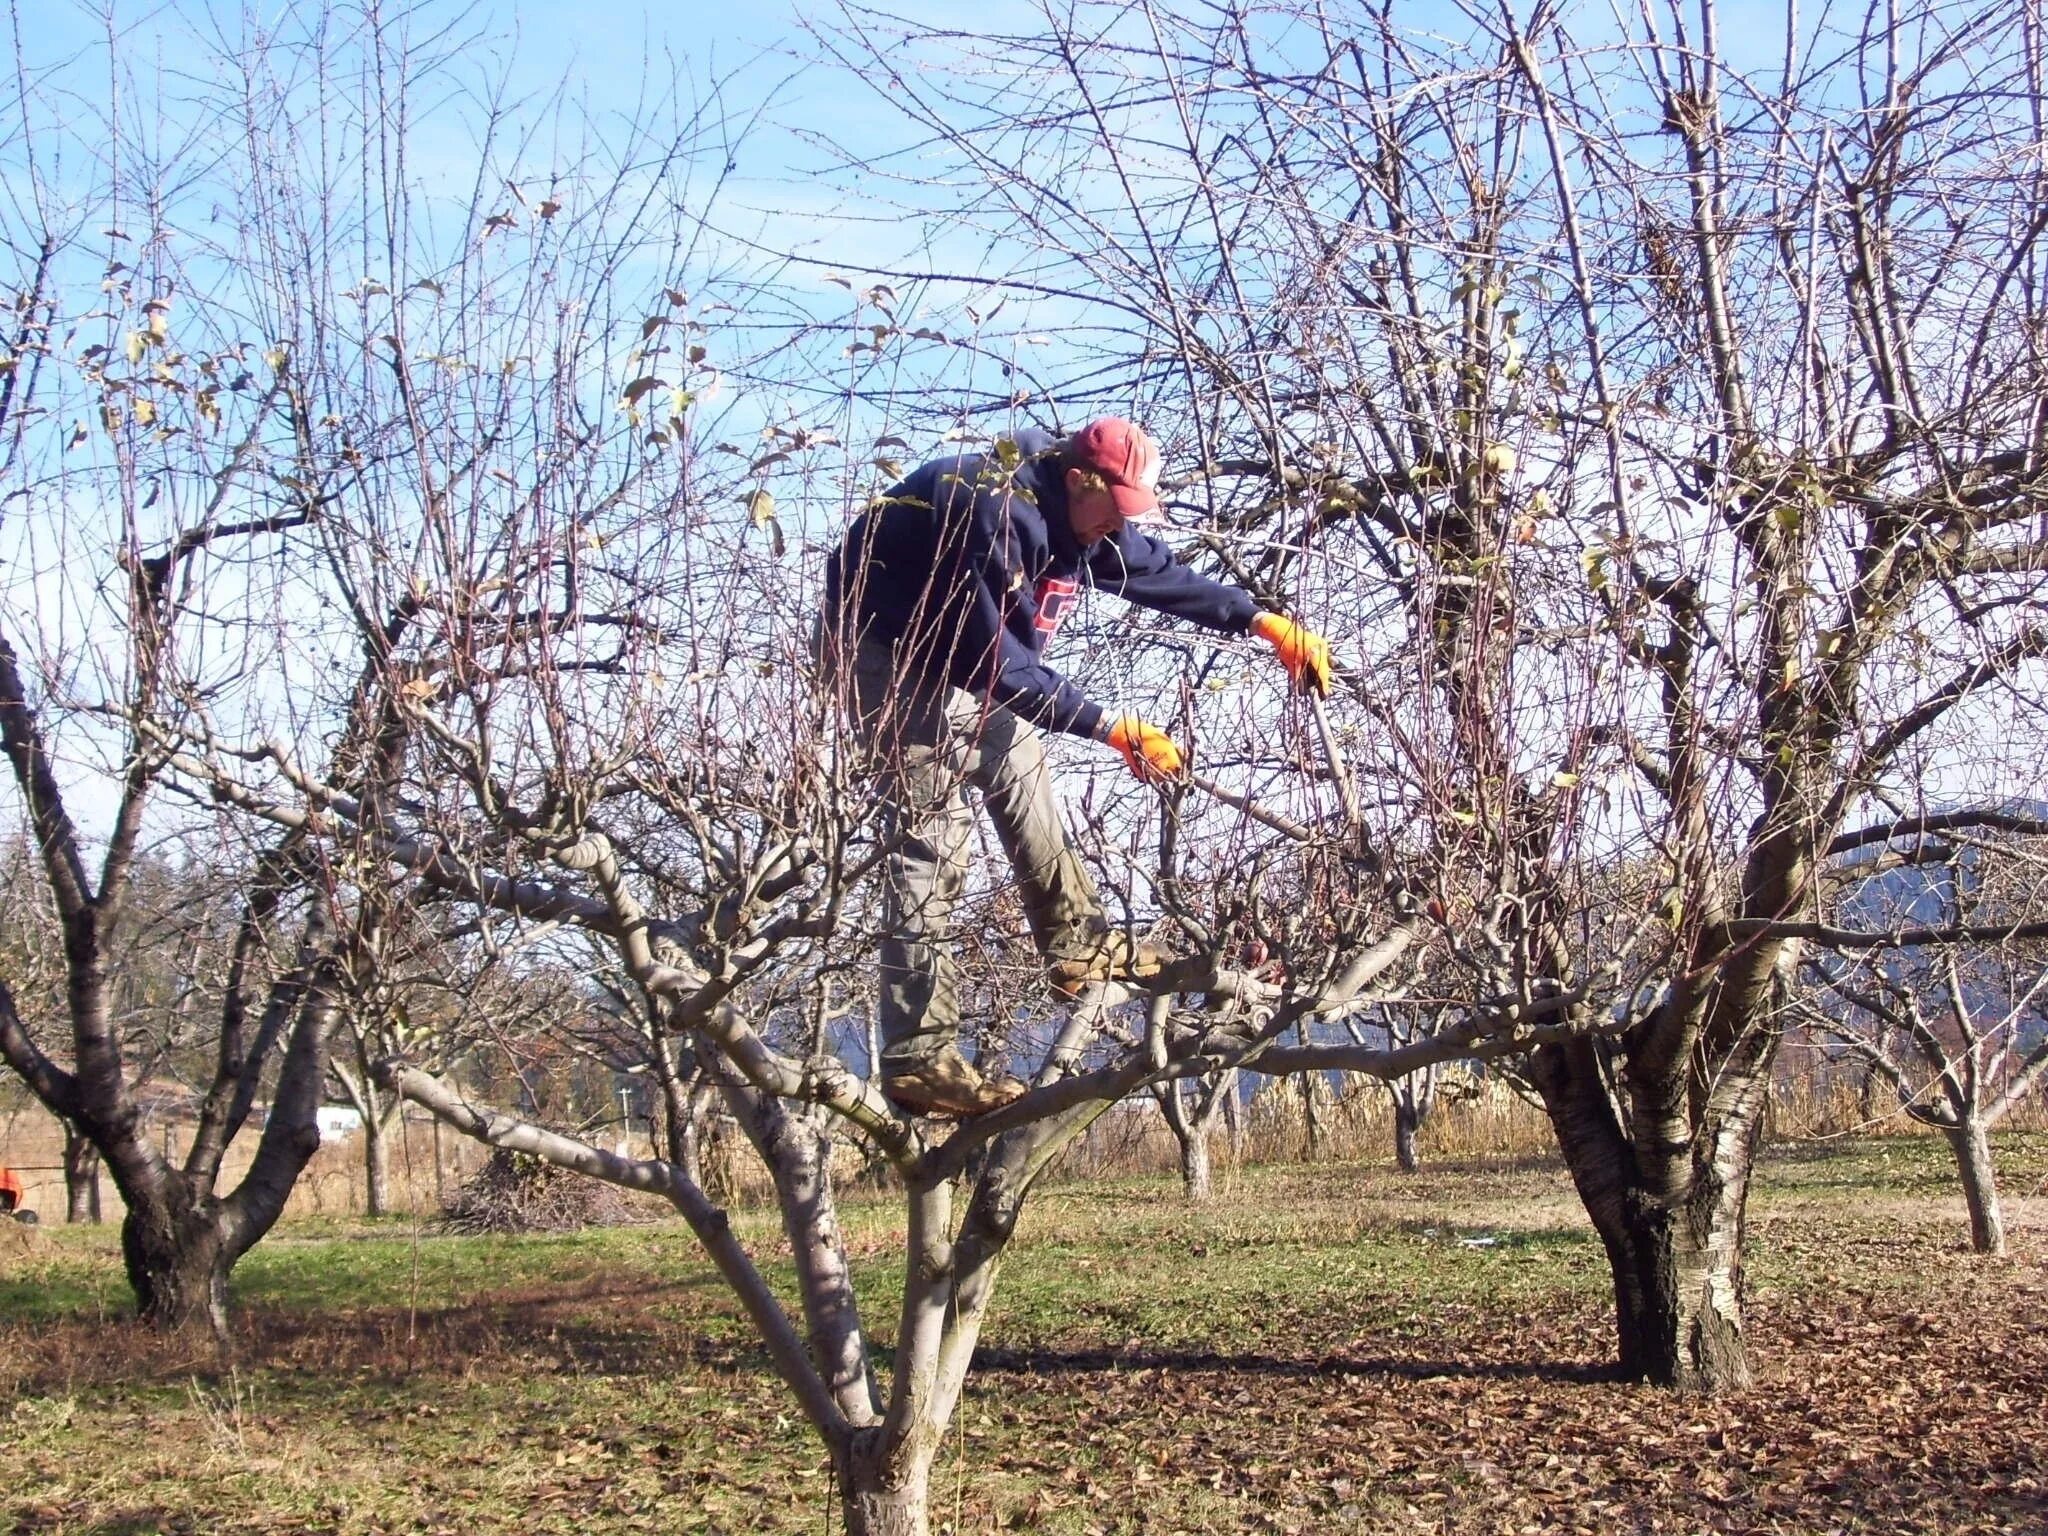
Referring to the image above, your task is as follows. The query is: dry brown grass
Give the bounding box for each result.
[0,1107,502,1222]
[1050,1075,1561,1189]
[7,1065,2045,1225]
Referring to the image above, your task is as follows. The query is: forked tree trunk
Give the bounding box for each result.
[63,1121,102,1223]
[837,1432,934,1536]
[330,1062,400,1216]
[1596,1185,1752,1390]
[103,976,335,1335]
[653,1038,716,1191]
[1159,1075,1222,1204]
[1945,1116,2005,1256]
[1531,1036,1759,1391]
[118,1176,232,1338]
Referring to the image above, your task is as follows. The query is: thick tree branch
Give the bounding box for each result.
[1828,809,2048,858]
[0,634,94,918]
[0,978,82,1119]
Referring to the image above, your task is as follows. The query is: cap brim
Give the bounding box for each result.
[1109,483,1164,522]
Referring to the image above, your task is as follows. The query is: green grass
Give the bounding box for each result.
[4,1134,2045,1534]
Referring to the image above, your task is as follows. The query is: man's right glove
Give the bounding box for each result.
[1103,716,1185,782]
[1250,612,1334,695]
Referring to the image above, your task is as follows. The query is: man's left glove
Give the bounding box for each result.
[1250,612,1334,695]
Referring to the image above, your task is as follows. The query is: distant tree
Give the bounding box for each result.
[0,0,613,1328]
[1800,836,2048,1254]
[1149,1034,1237,1201]
[1348,1005,1465,1174]
[321,906,584,1217]
[0,241,358,1328]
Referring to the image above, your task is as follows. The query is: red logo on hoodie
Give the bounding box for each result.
[1032,575,1078,636]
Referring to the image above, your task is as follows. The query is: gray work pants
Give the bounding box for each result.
[842,637,1105,1067]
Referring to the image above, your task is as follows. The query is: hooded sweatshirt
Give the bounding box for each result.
[823,427,1257,739]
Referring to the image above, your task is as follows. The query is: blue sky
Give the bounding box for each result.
[16,0,970,254]
[9,0,2029,845]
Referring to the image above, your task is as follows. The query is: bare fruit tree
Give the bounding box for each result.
[814,0,2048,1391]
[1348,1004,1467,1174]
[99,86,1456,1528]
[189,475,1440,1536]
[0,0,750,1325]
[0,131,366,1329]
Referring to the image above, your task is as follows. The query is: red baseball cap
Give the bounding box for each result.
[1071,416,1164,522]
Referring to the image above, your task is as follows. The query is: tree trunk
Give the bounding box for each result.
[1159,1078,1217,1205]
[837,1432,933,1536]
[364,1109,392,1217]
[1945,1117,2006,1256]
[1179,1121,1212,1203]
[1299,1070,1322,1161]
[1529,1036,1757,1391]
[1597,1188,1752,1391]
[840,1480,930,1536]
[1393,1098,1420,1173]
[654,1038,715,1191]
[101,976,335,1336]
[681,1083,719,1191]
[119,1179,231,1338]
[1220,1069,1243,1161]
[63,1120,102,1223]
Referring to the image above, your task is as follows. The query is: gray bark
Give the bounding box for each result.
[715,1063,880,1425]
[1178,1120,1213,1203]
[652,1030,716,1189]
[1529,1032,1760,1390]
[1158,1067,1231,1204]
[364,1103,393,1217]
[63,1120,101,1223]
[1392,1098,1421,1174]
[1604,1179,1753,1392]
[332,1061,400,1219]
[838,1430,934,1536]
[1947,1117,2006,1256]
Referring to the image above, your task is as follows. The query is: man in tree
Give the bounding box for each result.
[824,417,1333,1116]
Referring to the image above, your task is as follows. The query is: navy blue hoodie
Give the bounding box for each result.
[824,428,1257,739]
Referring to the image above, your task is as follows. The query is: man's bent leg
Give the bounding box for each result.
[851,642,974,1069]
[876,791,973,1068]
[954,699,1106,954]
[955,701,1165,996]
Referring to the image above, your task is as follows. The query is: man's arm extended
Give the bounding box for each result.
[1087,526,1258,633]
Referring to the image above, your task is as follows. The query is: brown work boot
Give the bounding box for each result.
[881,1047,1029,1119]
[1046,927,1167,1000]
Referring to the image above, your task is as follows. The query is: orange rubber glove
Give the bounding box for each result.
[1103,716,1185,782]
[1250,612,1334,696]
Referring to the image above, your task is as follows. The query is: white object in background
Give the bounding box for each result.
[316,1105,364,1142]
